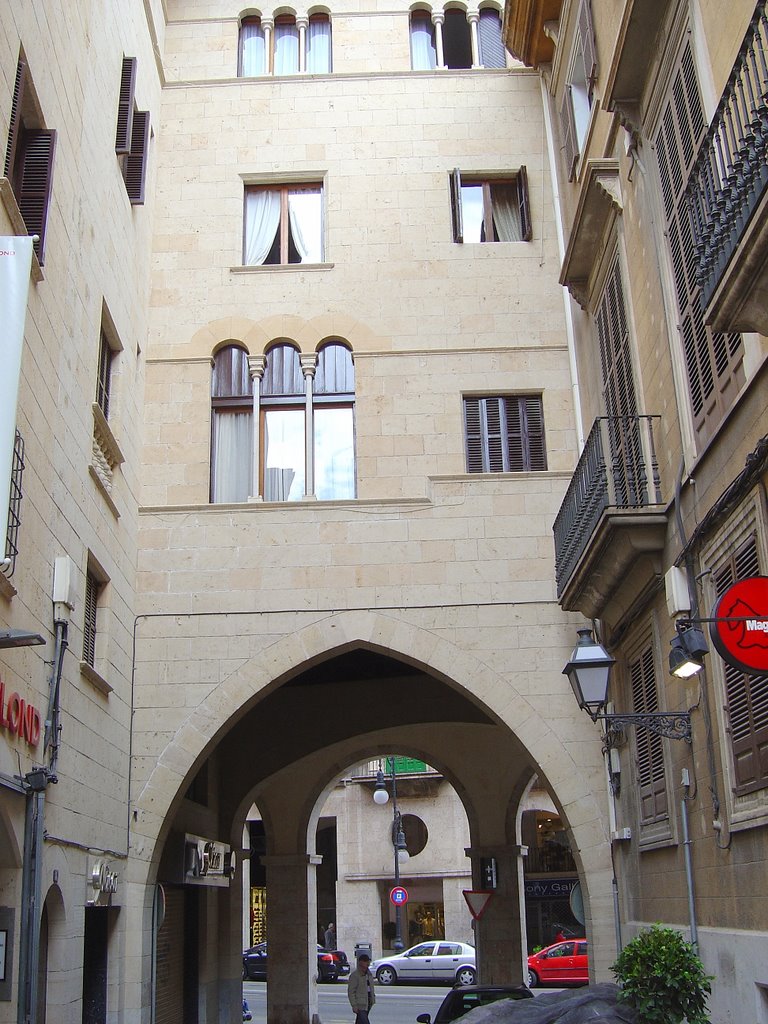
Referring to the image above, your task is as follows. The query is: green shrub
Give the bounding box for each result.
[612,924,713,1024]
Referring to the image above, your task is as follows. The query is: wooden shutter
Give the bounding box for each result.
[16,129,56,264]
[477,10,505,69]
[464,397,484,472]
[115,57,137,154]
[123,109,149,204]
[630,644,668,825]
[578,0,597,91]
[522,396,547,470]
[83,571,98,667]
[559,87,577,181]
[714,536,768,794]
[450,167,463,242]
[517,165,532,242]
[654,42,743,442]
[504,396,546,471]
[4,60,27,179]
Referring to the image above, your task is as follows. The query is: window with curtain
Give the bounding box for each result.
[477,9,505,68]
[464,395,546,472]
[314,342,355,499]
[442,9,472,68]
[210,345,253,503]
[274,15,299,74]
[244,183,323,265]
[450,169,531,243]
[410,10,437,70]
[559,0,597,180]
[239,17,266,75]
[260,341,355,501]
[307,13,332,73]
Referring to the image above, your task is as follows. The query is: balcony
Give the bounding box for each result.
[685,0,768,334]
[553,416,667,619]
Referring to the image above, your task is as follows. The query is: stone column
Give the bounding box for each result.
[466,845,527,985]
[261,853,322,1024]
[300,354,317,499]
[263,20,274,74]
[297,17,308,72]
[467,11,481,68]
[248,355,265,501]
[432,12,446,69]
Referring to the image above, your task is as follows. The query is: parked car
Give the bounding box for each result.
[416,983,533,1024]
[371,941,476,986]
[243,942,349,982]
[527,939,589,987]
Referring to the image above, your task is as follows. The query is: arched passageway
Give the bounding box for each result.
[127,612,613,1024]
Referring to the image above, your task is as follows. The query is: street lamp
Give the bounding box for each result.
[563,627,692,742]
[373,759,409,951]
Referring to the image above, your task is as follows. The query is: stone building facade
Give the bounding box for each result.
[0,0,765,1023]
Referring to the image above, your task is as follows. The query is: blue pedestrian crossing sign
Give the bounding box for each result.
[390,886,409,906]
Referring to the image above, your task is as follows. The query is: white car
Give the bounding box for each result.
[371,941,476,986]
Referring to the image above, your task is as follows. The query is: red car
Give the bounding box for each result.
[527,940,588,987]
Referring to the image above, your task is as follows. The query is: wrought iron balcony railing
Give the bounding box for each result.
[553,416,663,597]
[685,0,768,309]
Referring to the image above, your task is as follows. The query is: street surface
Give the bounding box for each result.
[243,981,563,1024]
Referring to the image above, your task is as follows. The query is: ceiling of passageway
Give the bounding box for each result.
[217,648,497,787]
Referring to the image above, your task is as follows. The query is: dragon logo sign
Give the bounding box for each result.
[710,576,768,674]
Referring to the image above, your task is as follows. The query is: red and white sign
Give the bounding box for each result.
[710,576,768,674]
[462,890,494,920]
[0,676,42,747]
[390,886,409,906]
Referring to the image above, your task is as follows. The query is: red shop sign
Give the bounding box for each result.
[710,576,768,674]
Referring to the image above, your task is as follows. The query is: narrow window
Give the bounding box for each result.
[410,10,437,70]
[115,57,137,153]
[244,184,323,265]
[477,9,505,68]
[114,58,150,205]
[96,329,115,420]
[4,60,57,264]
[464,396,546,473]
[83,569,101,668]
[261,344,305,501]
[654,41,743,444]
[307,14,332,73]
[559,0,597,180]
[451,169,531,243]
[630,643,669,826]
[211,346,254,503]
[273,15,299,74]
[3,430,25,579]
[442,9,472,68]
[713,535,768,795]
[314,342,356,499]
[239,17,266,75]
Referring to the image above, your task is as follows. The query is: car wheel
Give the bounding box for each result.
[527,969,539,988]
[456,967,476,986]
[376,966,397,986]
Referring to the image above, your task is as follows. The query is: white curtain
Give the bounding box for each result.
[307,18,332,73]
[244,190,281,265]
[491,184,522,241]
[212,411,252,502]
[410,15,437,70]
[288,189,322,263]
[274,22,299,74]
[239,21,266,75]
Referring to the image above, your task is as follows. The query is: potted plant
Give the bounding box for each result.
[612,924,713,1024]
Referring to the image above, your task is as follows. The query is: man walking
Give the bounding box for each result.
[347,952,376,1024]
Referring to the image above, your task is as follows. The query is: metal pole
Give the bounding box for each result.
[391,761,404,951]
[681,772,699,951]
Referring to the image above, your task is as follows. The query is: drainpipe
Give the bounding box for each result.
[681,769,699,952]
[18,597,69,1022]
